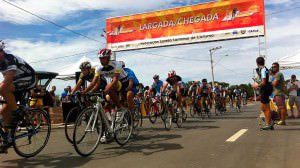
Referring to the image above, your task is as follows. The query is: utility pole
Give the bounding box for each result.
[209,46,222,87]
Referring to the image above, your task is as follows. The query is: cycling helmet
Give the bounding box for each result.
[202,79,207,83]
[79,61,92,69]
[0,40,5,51]
[168,70,176,78]
[153,74,159,79]
[98,48,112,58]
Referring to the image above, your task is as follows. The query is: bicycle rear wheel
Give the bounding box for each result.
[133,105,142,129]
[114,109,133,146]
[161,109,172,131]
[149,104,158,124]
[13,108,51,158]
[73,108,102,157]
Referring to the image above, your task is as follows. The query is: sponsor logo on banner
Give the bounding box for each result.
[241,30,246,34]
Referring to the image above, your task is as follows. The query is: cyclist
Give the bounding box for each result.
[198,79,211,113]
[87,48,134,117]
[213,83,223,112]
[0,41,37,153]
[151,75,163,97]
[221,86,228,112]
[188,81,201,112]
[234,87,242,109]
[71,61,107,94]
[161,70,184,119]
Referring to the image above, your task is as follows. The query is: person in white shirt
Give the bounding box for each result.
[287,75,300,118]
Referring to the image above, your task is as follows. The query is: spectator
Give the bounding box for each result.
[287,74,300,118]
[271,62,287,125]
[30,85,45,109]
[49,85,56,107]
[253,57,273,130]
[61,88,68,102]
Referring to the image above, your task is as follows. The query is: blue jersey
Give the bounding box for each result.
[124,68,139,86]
[152,80,163,93]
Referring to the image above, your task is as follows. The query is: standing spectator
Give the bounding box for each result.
[49,85,56,107]
[242,90,247,105]
[61,88,68,102]
[287,75,300,118]
[271,62,287,125]
[253,57,273,130]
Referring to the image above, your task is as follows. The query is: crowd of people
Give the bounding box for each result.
[254,57,300,130]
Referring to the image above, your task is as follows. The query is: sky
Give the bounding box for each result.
[0,0,300,94]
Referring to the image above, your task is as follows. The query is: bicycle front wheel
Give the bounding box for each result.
[114,109,133,146]
[13,108,51,158]
[64,107,80,144]
[73,108,102,157]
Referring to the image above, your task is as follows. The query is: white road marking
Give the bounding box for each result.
[226,129,248,142]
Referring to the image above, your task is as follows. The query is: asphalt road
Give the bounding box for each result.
[1,103,300,168]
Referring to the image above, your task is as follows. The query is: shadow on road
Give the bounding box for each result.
[91,133,183,159]
[2,152,91,168]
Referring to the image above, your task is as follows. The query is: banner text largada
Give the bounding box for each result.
[139,13,219,30]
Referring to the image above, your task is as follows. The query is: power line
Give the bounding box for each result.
[29,50,98,64]
[2,0,101,43]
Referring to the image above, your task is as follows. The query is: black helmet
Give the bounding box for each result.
[202,79,207,83]
[79,61,92,69]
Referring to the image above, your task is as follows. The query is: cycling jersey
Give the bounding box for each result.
[189,84,198,96]
[124,68,139,86]
[95,61,128,82]
[152,80,163,94]
[80,67,107,90]
[200,84,211,96]
[166,75,182,86]
[0,53,36,103]
[0,53,36,91]
[0,53,35,80]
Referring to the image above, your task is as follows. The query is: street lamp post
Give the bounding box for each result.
[209,46,222,87]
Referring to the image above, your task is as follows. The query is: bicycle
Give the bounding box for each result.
[161,90,184,130]
[133,96,143,128]
[214,95,224,116]
[0,93,51,158]
[64,92,91,144]
[189,95,203,118]
[72,92,133,157]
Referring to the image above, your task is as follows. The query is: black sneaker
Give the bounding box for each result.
[261,125,274,131]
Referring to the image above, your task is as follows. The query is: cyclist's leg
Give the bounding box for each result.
[0,83,17,126]
[127,90,135,112]
[106,81,122,108]
[176,84,182,109]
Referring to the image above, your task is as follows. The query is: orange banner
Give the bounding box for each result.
[106,0,265,51]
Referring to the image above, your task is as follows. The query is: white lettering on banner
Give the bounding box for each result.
[139,13,219,30]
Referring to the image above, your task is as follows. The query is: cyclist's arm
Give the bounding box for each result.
[0,70,16,91]
[71,79,83,94]
[83,75,99,93]
[161,83,168,94]
[126,79,134,91]
[90,77,101,93]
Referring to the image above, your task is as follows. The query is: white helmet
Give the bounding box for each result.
[0,40,5,50]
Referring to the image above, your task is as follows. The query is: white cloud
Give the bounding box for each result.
[0,0,177,24]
